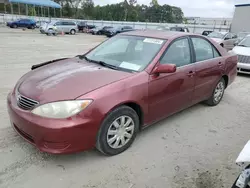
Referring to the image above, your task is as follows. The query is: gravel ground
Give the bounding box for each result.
[0,27,250,188]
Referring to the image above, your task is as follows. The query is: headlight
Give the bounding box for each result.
[31,100,93,119]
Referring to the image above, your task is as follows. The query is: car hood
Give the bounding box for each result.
[17,58,133,104]
[232,46,250,56]
[210,38,223,43]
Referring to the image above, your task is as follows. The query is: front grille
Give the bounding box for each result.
[17,93,39,110]
[238,55,250,64]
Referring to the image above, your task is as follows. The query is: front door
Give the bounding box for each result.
[190,36,224,104]
[18,20,25,27]
[148,37,196,123]
[223,33,237,50]
[55,21,63,33]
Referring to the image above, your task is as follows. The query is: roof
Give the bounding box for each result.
[121,30,192,40]
[8,0,61,8]
[218,31,228,35]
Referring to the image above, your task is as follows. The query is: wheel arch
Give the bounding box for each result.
[222,75,229,88]
[106,101,144,129]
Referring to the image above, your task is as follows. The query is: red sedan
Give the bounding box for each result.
[7,30,237,155]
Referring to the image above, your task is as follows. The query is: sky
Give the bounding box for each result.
[94,0,237,18]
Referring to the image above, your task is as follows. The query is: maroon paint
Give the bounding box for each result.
[7,31,237,154]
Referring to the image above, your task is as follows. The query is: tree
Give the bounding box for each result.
[150,0,158,7]
[82,0,94,19]
[2,0,184,24]
[129,0,137,6]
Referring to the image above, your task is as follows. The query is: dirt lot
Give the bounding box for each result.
[0,27,250,188]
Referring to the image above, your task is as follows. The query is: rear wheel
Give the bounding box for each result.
[96,106,139,156]
[13,24,17,28]
[205,78,225,106]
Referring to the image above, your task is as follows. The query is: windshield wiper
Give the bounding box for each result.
[78,55,119,70]
[93,60,119,70]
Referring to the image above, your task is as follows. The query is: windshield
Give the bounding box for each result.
[238,32,250,39]
[208,32,225,39]
[238,36,250,47]
[84,35,166,72]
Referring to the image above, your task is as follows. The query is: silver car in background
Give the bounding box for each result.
[231,34,250,74]
[208,31,238,50]
[40,20,78,35]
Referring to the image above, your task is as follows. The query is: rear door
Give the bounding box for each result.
[190,36,224,104]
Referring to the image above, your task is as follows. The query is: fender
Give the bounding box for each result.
[31,58,69,70]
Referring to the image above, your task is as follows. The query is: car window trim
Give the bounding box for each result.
[159,36,194,68]
[189,35,222,63]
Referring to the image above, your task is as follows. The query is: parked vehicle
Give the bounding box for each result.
[89,26,101,35]
[230,34,250,74]
[36,21,48,28]
[170,26,189,32]
[77,21,87,32]
[232,140,250,188]
[7,31,237,155]
[156,25,170,31]
[234,32,250,46]
[101,26,114,35]
[208,31,238,50]
[98,26,113,35]
[105,26,134,37]
[7,19,36,29]
[202,30,213,36]
[40,20,78,35]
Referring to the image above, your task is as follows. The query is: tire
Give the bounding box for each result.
[13,24,17,28]
[31,25,35,29]
[205,78,225,106]
[70,29,76,35]
[96,105,139,156]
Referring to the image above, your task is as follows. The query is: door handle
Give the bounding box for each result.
[187,71,195,77]
[218,62,222,66]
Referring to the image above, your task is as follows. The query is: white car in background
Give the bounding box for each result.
[231,35,250,74]
[40,20,78,35]
[208,31,238,50]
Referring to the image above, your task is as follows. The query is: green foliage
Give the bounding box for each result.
[1,0,184,23]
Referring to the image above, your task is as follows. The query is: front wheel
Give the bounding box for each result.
[205,78,225,106]
[70,29,76,35]
[96,106,139,156]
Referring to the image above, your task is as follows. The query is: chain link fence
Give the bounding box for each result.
[0,13,231,34]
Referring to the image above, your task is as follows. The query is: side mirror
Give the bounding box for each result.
[224,37,230,40]
[152,64,176,75]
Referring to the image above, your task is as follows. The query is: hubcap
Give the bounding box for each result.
[107,116,135,149]
[214,81,224,103]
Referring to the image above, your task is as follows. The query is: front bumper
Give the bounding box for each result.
[237,62,250,74]
[7,92,99,154]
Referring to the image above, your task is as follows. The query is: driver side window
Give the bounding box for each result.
[160,38,191,67]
